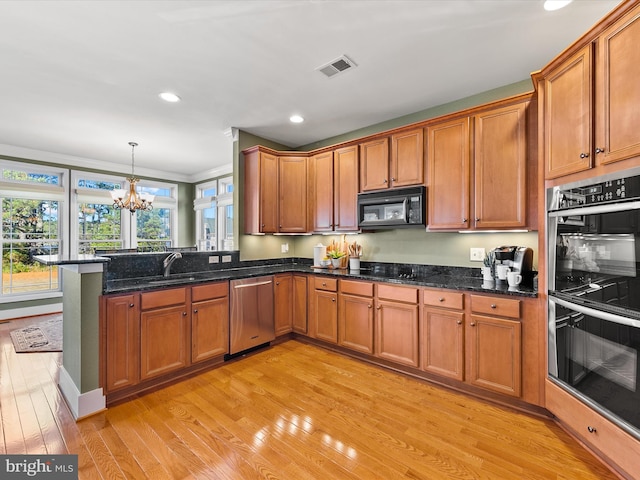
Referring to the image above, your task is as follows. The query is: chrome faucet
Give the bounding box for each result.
[163,252,182,277]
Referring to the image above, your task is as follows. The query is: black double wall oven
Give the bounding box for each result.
[547,167,640,440]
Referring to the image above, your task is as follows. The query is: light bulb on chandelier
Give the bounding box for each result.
[110,142,154,214]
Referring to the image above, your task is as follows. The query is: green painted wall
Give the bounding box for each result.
[236,78,540,269]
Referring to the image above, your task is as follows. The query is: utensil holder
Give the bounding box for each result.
[349,257,360,270]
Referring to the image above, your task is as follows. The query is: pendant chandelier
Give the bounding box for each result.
[110,142,154,214]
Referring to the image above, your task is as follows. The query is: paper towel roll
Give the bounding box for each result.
[314,244,326,266]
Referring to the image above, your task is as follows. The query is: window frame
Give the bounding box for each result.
[0,159,69,302]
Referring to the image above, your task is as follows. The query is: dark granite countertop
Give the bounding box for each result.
[104,262,537,298]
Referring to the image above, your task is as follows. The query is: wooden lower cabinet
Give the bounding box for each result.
[141,304,189,380]
[338,280,374,354]
[375,284,419,367]
[422,308,465,381]
[292,274,308,334]
[102,281,229,396]
[468,295,522,397]
[191,282,229,363]
[311,277,338,343]
[103,293,140,392]
[274,273,294,336]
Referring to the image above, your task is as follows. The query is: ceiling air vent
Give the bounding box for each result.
[316,55,357,78]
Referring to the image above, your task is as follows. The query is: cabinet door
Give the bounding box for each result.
[334,145,359,231]
[427,117,471,230]
[596,7,640,165]
[314,290,338,343]
[140,305,189,380]
[278,156,307,232]
[274,274,293,336]
[260,152,279,233]
[360,137,389,192]
[375,300,419,367]
[421,308,464,381]
[339,294,374,354]
[467,314,521,397]
[292,274,308,334]
[391,128,424,188]
[104,294,139,392]
[309,151,334,232]
[474,102,527,229]
[192,296,229,362]
[543,44,593,179]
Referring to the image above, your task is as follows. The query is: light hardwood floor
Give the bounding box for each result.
[1,315,618,479]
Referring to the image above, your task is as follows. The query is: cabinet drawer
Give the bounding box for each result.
[141,287,187,310]
[192,282,228,302]
[314,277,338,292]
[470,294,520,319]
[340,279,374,297]
[423,289,464,310]
[377,284,418,304]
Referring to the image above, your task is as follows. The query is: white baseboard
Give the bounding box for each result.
[0,303,63,321]
[58,366,106,420]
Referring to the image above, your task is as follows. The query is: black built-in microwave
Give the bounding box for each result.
[357,186,425,229]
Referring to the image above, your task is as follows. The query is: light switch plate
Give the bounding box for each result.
[221,255,232,263]
[470,247,486,262]
[208,255,219,264]
[281,243,289,253]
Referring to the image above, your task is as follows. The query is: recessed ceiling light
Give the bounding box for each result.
[290,115,304,123]
[159,92,181,103]
[543,0,572,11]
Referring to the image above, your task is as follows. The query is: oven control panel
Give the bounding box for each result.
[558,174,640,208]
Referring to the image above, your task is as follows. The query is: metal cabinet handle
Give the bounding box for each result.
[129,303,134,308]
[332,297,336,302]
[595,148,604,154]
[322,282,327,286]
[439,297,445,302]
[383,179,388,183]
[234,280,273,289]
[456,320,462,325]
[276,281,280,285]
[368,304,372,308]
[587,426,597,433]
[462,218,468,223]
[470,322,476,326]
[193,309,198,314]
[580,152,590,158]
[182,312,187,316]
[475,217,480,222]
[391,177,396,182]
[490,304,497,309]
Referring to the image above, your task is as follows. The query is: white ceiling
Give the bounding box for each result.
[0,0,621,183]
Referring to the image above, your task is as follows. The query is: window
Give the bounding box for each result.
[1,160,67,299]
[195,176,234,251]
[71,172,177,253]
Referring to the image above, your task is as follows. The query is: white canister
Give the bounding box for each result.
[349,257,361,271]
[313,244,326,267]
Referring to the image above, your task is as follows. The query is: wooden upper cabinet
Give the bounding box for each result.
[595,6,640,166]
[543,44,593,179]
[391,128,424,188]
[427,116,471,230]
[360,137,390,191]
[309,151,334,233]
[309,147,359,233]
[278,156,307,233]
[473,102,527,229]
[334,145,359,231]
[243,148,278,234]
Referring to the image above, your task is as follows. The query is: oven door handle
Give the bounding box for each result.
[551,296,640,329]
[548,200,640,218]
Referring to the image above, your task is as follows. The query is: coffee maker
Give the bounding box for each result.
[491,246,534,285]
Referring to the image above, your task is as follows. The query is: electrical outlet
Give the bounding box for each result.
[221,255,232,263]
[281,243,289,253]
[208,255,219,264]
[470,247,486,262]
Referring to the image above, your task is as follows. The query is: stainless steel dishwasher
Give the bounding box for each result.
[229,276,275,355]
